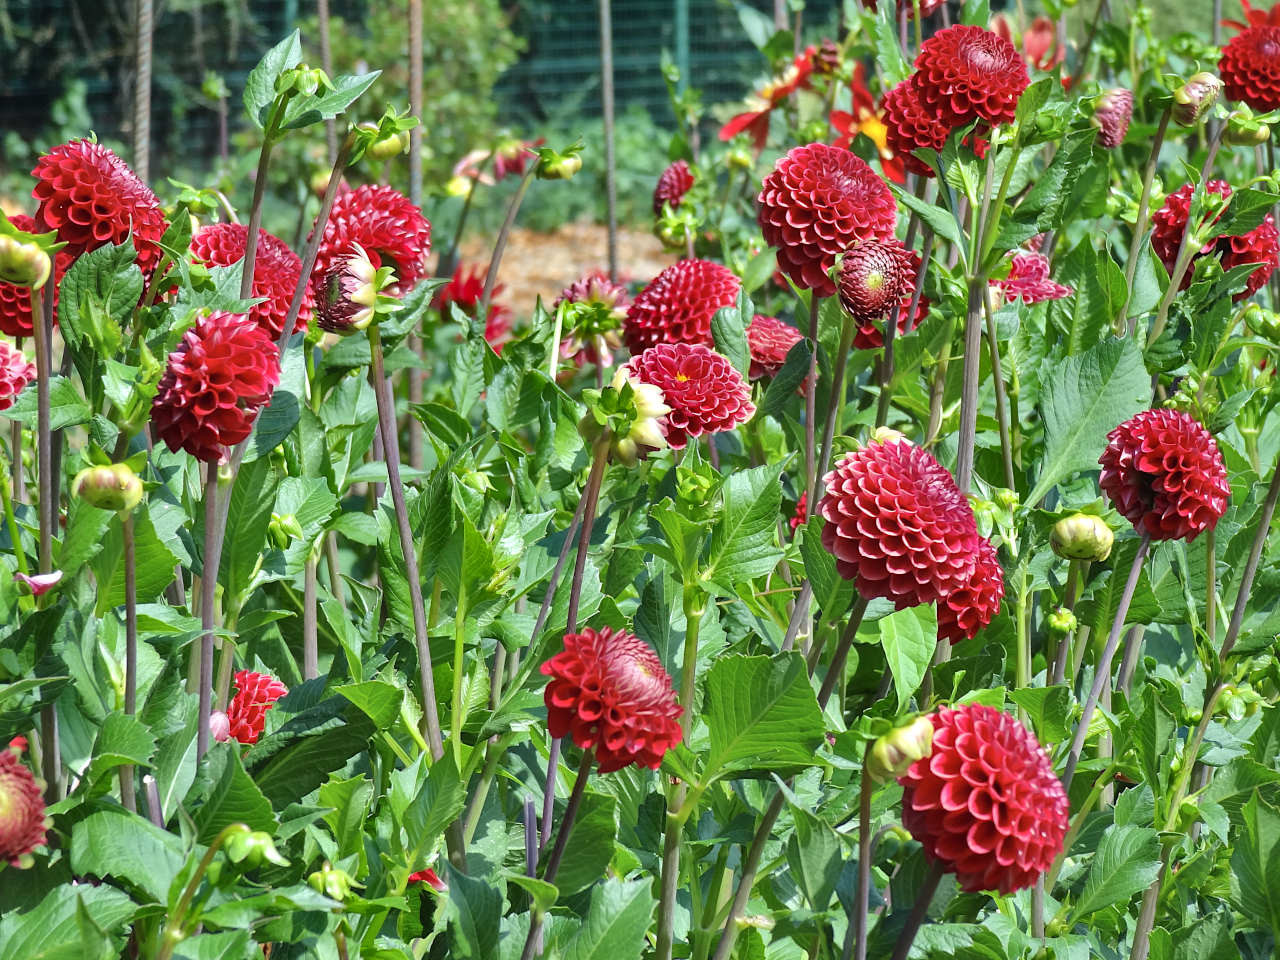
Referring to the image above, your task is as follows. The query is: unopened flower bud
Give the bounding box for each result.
[445,175,472,197]
[210,711,231,742]
[315,243,383,334]
[1050,513,1113,562]
[726,146,753,170]
[1092,88,1134,149]
[310,170,333,198]
[866,716,934,783]
[1047,607,1078,634]
[72,463,143,513]
[537,151,583,180]
[1225,110,1271,146]
[607,366,671,466]
[0,235,51,289]
[1173,72,1222,127]
[268,512,304,549]
[308,861,356,901]
[225,827,290,868]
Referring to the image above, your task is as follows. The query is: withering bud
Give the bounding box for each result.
[0,234,51,289]
[72,463,143,514]
[1092,89,1134,149]
[1050,513,1114,562]
[1173,72,1222,127]
[866,716,934,783]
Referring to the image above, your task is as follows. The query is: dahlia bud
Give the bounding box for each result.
[224,826,290,869]
[314,243,384,334]
[358,122,407,161]
[0,234,51,289]
[1047,607,1078,634]
[1050,514,1113,562]
[1092,89,1134,149]
[308,860,357,901]
[1245,303,1280,341]
[210,711,231,742]
[655,206,697,253]
[870,426,908,446]
[676,462,719,521]
[1225,109,1271,146]
[535,144,585,180]
[310,170,333,198]
[1172,72,1223,127]
[586,366,671,466]
[726,146,753,170]
[268,511,304,550]
[72,463,143,514]
[837,239,912,326]
[13,571,62,597]
[867,716,934,783]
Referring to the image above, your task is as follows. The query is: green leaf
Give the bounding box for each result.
[439,511,497,618]
[246,696,377,807]
[879,605,938,711]
[1232,792,1280,935]
[336,680,403,730]
[193,741,276,843]
[92,506,179,615]
[1071,824,1161,921]
[4,376,92,431]
[784,806,843,913]
[443,864,503,960]
[0,884,137,960]
[871,0,909,87]
[505,874,559,913]
[57,241,143,352]
[173,931,255,960]
[741,247,777,295]
[85,711,156,788]
[1203,758,1280,823]
[401,753,467,864]
[702,463,783,594]
[1026,336,1150,505]
[1007,684,1072,745]
[548,791,617,895]
[219,456,282,602]
[761,338,810,420]
[705,653,826,777]
[561,877,656,960]
[319,775,374,867]
[70,808,189,902]
[243,31,302,128]
[893,183,963,250]
[711,293,751,379]
[1215,188,1279,238]
[799,516,854,621]
[281,72,381,130]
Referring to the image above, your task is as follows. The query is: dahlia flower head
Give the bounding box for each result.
[653,160,695,215]
[1220,0,1280,111]
[719,47,817,149]
[315,243,381,335]
[1150,179,1279,300]
[0,737,48,868]
[623,259,740,354]
[910,25,1031,129]
[31,139,167,273]
[790,490,808,532]
[746,314,803,379]
[0,339,35,413]
[312,184,431,296]
[991,252,1073,305]
[852,249,930,351]
[435,262,513,354]
[555,269,629,368]
[541,626,683,773]
[191,222,314,337]
[1092,88,1134,149]
[937,536,1005,644]
[1098,408,1229,542]
[819,436,981,608]
[151,310,281,463]
[899,704,1068,894]
[216,670,289,745]
[624,342,755,449]
[991,14,1065,73]
[757,143,898,296]
[880,79,950,179]
[838,237,915,328]
[0,214,69,338]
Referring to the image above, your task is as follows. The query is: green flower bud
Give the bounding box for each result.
[1048,607,1078,634]
[0,234,51,289]
[537,152,583,180]
[726,146,753,170]
[307,860,356,901]
[225,827,289,869]
[1225,109,1271,146]
[1173,72,1222,127]
[1050,513,1114,562]
[268,512,303,550]
[1244,303,1280,341]
[72,463,143,514]
[866,716,934,783]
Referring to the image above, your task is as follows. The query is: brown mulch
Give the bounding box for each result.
[458,221,676,310]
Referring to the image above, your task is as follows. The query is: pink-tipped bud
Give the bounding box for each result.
[1173,72,1222,127]
[315,243,381,334]
[1092,89,1133,148]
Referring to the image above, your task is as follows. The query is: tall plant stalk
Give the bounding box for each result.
[31,283,60,800]
[1120,109,1171,334]
[119,513,139,811]
[132,0,153,183]
[197,465,223,759]
[522,754,594,960]
[599,0,619,280]
[481,168,536,318]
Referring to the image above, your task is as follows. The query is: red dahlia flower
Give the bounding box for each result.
[1221,1,1280,110]
[541,626,683,773]
[226,670,289,745]
[1093,88,1134,148]
[624,342,755,449]
[31,139,167,272]
[653,160,695,215]
[623,259,740,354]
[1099,408,1229,542]
[991,252,1073,304]
[880,80,950,179]
[191,223,313,338]
[313,184,431,295]
[151,311,281,463]
[911,25,1030,129]
[0,737,48,868]
[937,537,1005,644]
[746,314,803,379]
[850,249,928,350]
[720,46,817,149]
[435,262,513,353]
[838,237,914,326]
[899,704,1068,894]
[0,339,35,413]
[830,64,905,184]
[758,143,897,296]
[0,215,69,337]
[819,437,980,607]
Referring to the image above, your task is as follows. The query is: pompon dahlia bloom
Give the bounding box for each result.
[624,343,755,449]
[853,249,929,350]
[819,437,980,607]
[1220,1,1280,110]
[313,184,431,295]
[758,143,897,296]
[191,223,313,337]
[838,238,914,327]
[540,626,683,773]
[1093,88,1134,148]
[746,314,803,379]
[991,252,1073,304]
[0,215,69,337]
[937,537,1005,644]
[315,244,380,335]
[623,259,740,354]
[880,79,950,179]
[1150,179,1279,300]
[899,704,1068,894]
[1098,408,1230,542]
[435,262,513,353]
[720,46,817,149]
[151,311,281,463]
[653,160,695,215]
[0,340,35,413]
[911,25,1030,129]
[0,737,48,867]
[31,140,167,272]
[224,670,289,745]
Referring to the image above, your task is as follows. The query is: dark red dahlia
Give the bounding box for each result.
[623,259,740,354]
[899,704,1068,894]
[0,215,69,337]
[0,737,48,868]
[790,490,808,532]
[880,80,950,179]
[911,25,1030,129]
[1099,408,1229,542]
[1221,214,1280,299]
[1220,17,1280,111]
[540,626,683,773]
[852,249,929,350]
[758,143,898,296]
[191,223,313,338]
[1093,88,1134,148]
[0,339,35,414]
[746,314,803,379]
[937,537,1005,644]
[838,238,913,326]
[625,342,755,449]
[226,670,289,745]
[31,140,167,272]
[313,184,431,295]
[435,262,513,354]
[991,252,1073,304]
[818,437,980,607]
[653,160,695,215]
[151,311,281,463]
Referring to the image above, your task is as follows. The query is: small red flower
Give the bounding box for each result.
[720,47,818,149]
[31,139,167,272]
[0,737,48,868]
[790,490,808,532]
[0,215,69,337]
[899,704,1068,894]
[313,184,431,296]
[1099,408,1230,542]
[151,311,281,463]
[435,262,513,354]
[911,25,1030,129]
[1220,1,1280,110]
[226,670,289,745]
[851,249,928,350]
[937,537,1005,644]
[746,314,803,379]
[837,238,914,327]
[191,223,313,338]
[758,143,897,296]
[879,80,950,179]
[625,342,755,449]
[991,252,1073,304]
[0,339,35,413]
[541,626,683,773]
[408,868,448,892]
[1093,88,1134,148]
[653,160,695,215]
[623,259,740,354]
[819,437,980,608]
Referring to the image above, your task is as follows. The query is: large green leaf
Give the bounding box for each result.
[0,884,137,960]
[1071,824,1161,921]
[245,696,376,807]
[393,753,466,866]
[784,806,843,913]
[443,865,503,960]
[243,32,303,128]
[702,463,784,594]
[193,741,276,843]
[281,72,382,130]
[70,808,190,903]
[84,711,156,789]
[547,791,617,896]
[4,376,92,431]
[92,506,178,615]
[219,456,282,602]
[1231,791,1280,935]
[561,877,656,960]
[878,605,938,711]
[710,292,752,379]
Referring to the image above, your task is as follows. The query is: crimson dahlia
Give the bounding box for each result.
[653,160,695,215]
[435,262,513,353]
[991,252,1073,304]
[623,259,740,354]
[191,223,314,337]
[746,314,803,379]
[226,670,289,745]
[879,80,950,179]
[0,340,35,413]
[937,537,1005,644]
[313,184,431,295]
[911,26,1030,129]
[624,342,755,449]
[1220,1,1280,110]
[837,238,914,327]
[0,736,48,868]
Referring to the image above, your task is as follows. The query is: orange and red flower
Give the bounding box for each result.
[829,64,905,184]
[720,46,818,149]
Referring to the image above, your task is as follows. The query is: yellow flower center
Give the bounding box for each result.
[675,373,689,382]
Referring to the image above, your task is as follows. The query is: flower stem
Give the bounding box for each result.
[197,464,223,760]
[1120,108,1171,334]
[814,595,871,705]
[889,861,945,960]
[154,824,241,960]
[803,295,821,500]
[481,167,536,318]
[302,553,318,679]
[956,145,997,493]
[438,156,490,279]
[852,758,874,960]
[31,282,58,802]
[981,292,1017,490]
[119,512,138,812]
[811,311,858,507]
[0,463,29,580]
[1050,559,1087,686]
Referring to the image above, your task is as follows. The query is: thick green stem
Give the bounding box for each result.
[154,825,242,960]
[119,513,138,812]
